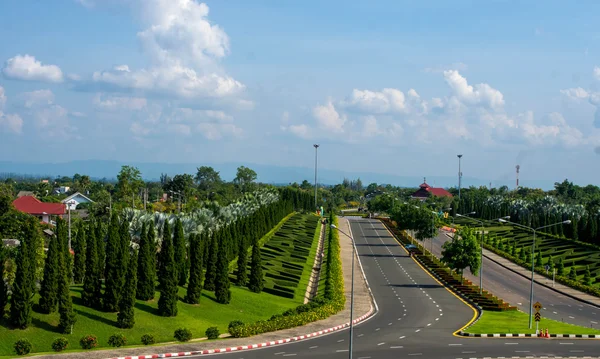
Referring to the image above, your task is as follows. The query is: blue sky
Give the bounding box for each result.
[1,0,600,186]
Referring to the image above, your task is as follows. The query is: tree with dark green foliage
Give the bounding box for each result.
[57,219,76,334]
[38,220,62,314]
[525,249,532,265]
[248,241,263,293]
[118,218,131,283]
[95,221,105,278]
[173,218,188,286]
[104,213,122,312]
[235,235,248,286]
[10,219,36,329]
[214,240,231,304]
[203,231,218,291]
[184,233,204,304]
[0,242,8,319]
[82,222,102,308]
[557,256,565,276]
[569,265,577,281]
[73,223,86,284]
[137,223,156,301]
[584,265,593,286]
[519,246,526,262]
[118,250,138,328]
[158,221,178,317]
[535,250,543,267]
[549,255,555,271]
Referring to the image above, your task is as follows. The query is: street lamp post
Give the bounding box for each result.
[314,144,320,211]
[498,218,571,329]
[66,200,76,251]
[330,224,354,359]
[457,154,463,202]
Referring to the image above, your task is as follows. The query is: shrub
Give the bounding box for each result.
[80,335,98,349]
[108,333,127,347]
[14,339,32,356]
[205,326,220,339]
[174,327,193,342]
[228,320,244,332]
[141,334,155,345]
[51,337,69,352]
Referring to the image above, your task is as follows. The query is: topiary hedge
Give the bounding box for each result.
[229,215,345,338]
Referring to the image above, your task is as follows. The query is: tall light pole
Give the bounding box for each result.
[314,144,320,211]
[330,224,354,359]
[66,200,76,251]
[457,154,463,202]
[499,218,571,329]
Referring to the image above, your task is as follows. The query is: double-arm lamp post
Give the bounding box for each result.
[330,224,355,359]
[498,218,571,329]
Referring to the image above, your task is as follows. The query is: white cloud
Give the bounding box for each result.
[93,93,147,111]
[0,112,23,134]
[169,108,234,123]
[130,122,151,136]
[288,124,309,138]
[361,116,383,137]
[2,55,64,83]
[313,100,346,133]
[196,122,242,140]
[341,88,406,114]
[594,66,600,81]
[443,70,504,110]
[21,89,55,108]
[168,123,192,136]
[0,86,6,109]
[560,87,589,100]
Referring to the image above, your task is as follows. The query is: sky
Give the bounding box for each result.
[1,0,600,187]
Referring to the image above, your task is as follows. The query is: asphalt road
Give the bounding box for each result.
[186,219,600,358]
[430,230,600,329]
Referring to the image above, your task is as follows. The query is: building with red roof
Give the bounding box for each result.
[411,178,453,200]
[12,196,66,224]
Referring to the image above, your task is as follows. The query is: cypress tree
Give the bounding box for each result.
[184,233,204,304]
[103,213,122,312]
[57,220,76,334]
[248,241,263,293]
[118,250,138,328]
[535,250,543,267]
[0,241,8,319]
[158,221,178,317]
[173,218,188,286]
[73,223,86,284]
[236,236,248,286]
[82,222,102,308]
[584,265,593,286]
[549,255,555,271]
[557,256,565,276]
[10,220,35,329]
[569,265,577,281]
[215,240,231,304]
[119,218,130,284]
[204,231,218,291]
[137,223,156,300]
[38,220,62,313]
[96,221,105,278]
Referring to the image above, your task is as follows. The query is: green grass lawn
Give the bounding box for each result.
[0,214,324,357]
[0,284,298,356]
[466,310,600,335]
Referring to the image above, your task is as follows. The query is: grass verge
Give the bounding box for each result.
[465,310,600,335]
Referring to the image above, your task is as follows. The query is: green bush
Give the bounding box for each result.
[51,337,69,352]
[79,335,98,349]
[14,339,32,356]
[205,326,220,339]
[174,327,192,342]
[107,333,127,347]
[228,320,244,332]
[141,334,155,345]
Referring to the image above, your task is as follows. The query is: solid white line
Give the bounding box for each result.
[390,346,403,349]
[283,354,297,357]
[275,352,286,355]
[504,342,518,345]
[559,342,574,345]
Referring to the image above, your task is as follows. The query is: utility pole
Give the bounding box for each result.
[313,144,320,211]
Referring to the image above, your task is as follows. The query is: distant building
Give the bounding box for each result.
[411,178,453,201]
[61,192,94,210]
[12,196,66,224]
[54,186,70,195]
[17,190,35,198]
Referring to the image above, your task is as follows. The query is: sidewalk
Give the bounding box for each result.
[33,218,373,359]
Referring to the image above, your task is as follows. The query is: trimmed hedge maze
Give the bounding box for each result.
[260,214,320,299]
[453,216,600,296]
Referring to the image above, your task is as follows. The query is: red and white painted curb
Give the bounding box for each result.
[108,308,375,359]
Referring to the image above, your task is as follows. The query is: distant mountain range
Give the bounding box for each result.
[0,160,557,190]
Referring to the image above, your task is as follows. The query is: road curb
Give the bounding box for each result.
[107,218,379,359]
[458,331,600,338]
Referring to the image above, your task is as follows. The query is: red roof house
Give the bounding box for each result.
[12,196,66,224]
[411,179,453,200]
